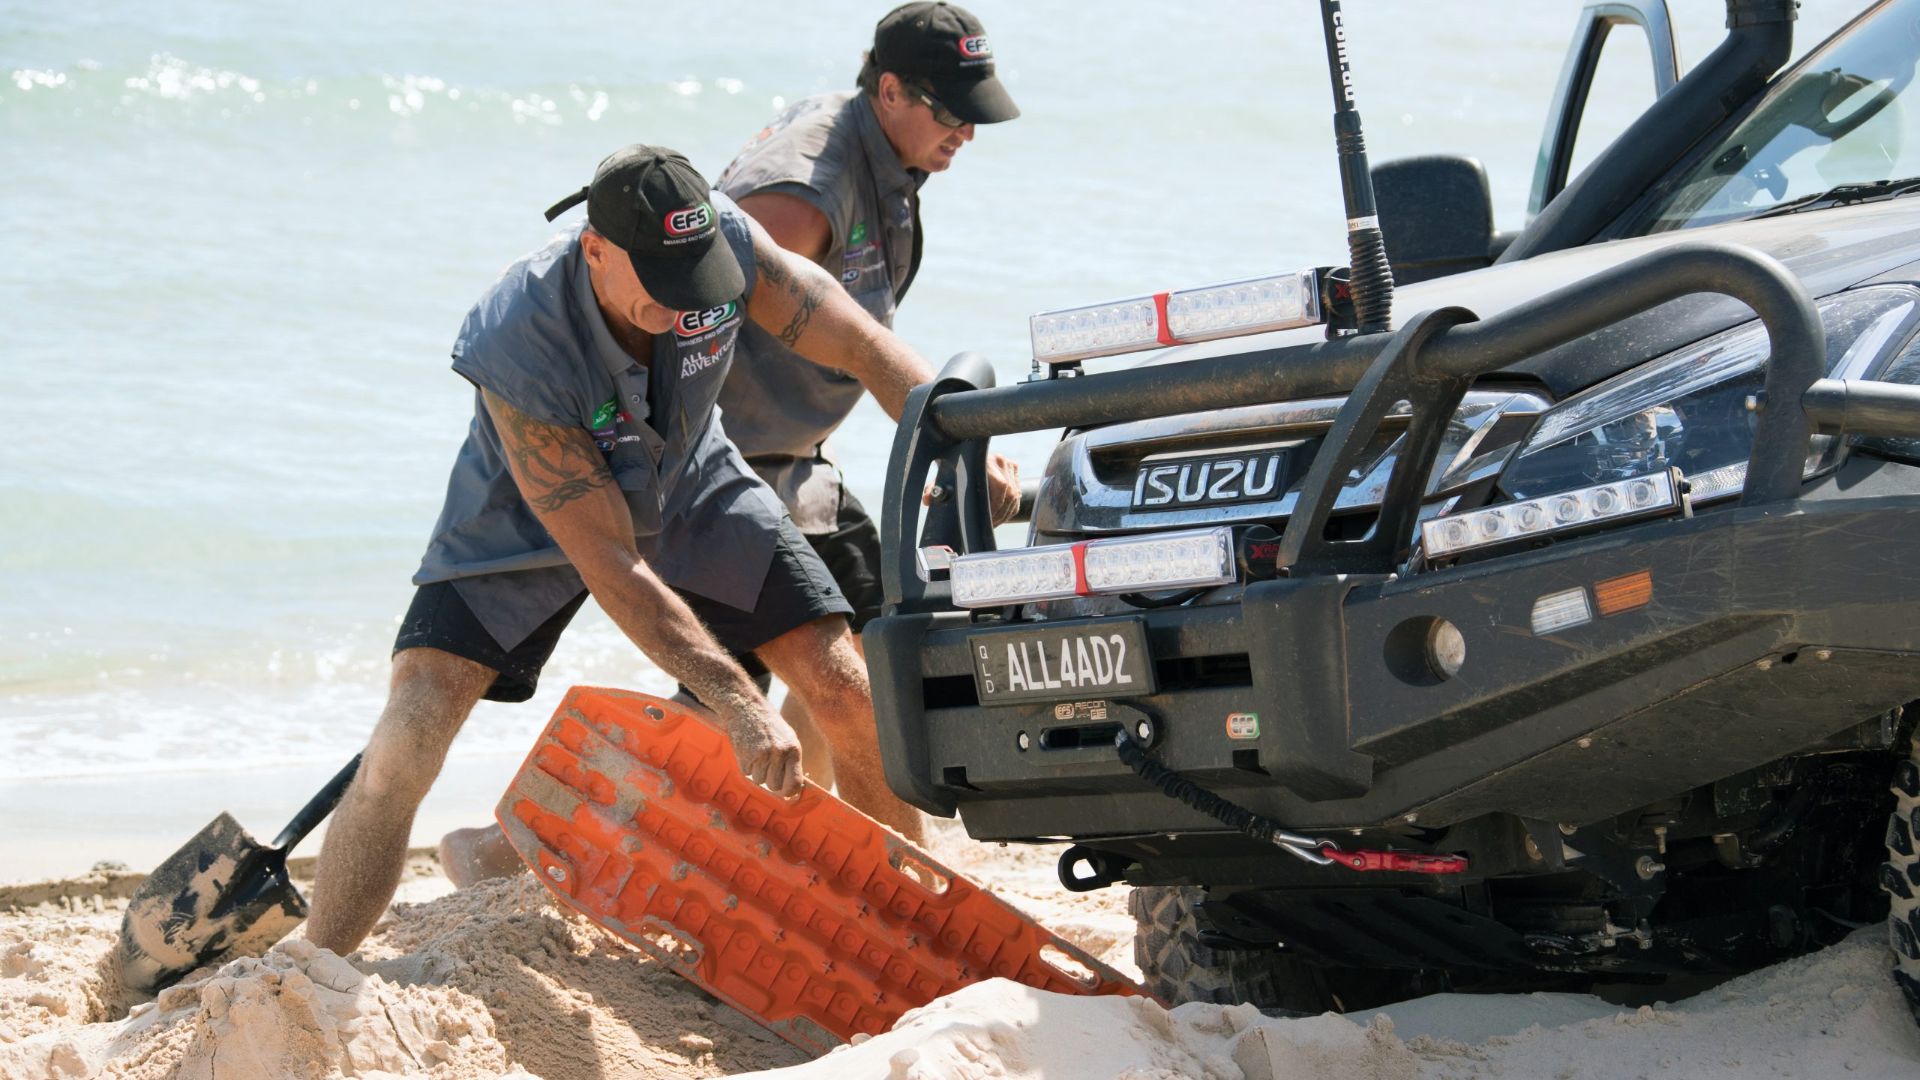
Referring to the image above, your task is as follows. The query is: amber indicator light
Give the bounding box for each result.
[1593,570,1653,616]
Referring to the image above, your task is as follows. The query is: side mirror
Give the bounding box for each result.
[1373,155,1496,284]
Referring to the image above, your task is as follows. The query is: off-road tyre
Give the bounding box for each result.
[1130,885,1429,1013]
[1888,741,1920,1028]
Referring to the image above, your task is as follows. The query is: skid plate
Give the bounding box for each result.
[495,687,1146,1055]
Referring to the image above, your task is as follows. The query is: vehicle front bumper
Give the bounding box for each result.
[868,493,1920,841]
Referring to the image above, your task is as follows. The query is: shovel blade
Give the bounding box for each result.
[115,811,309,995]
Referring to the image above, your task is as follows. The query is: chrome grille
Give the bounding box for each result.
[1031,390,1550,537]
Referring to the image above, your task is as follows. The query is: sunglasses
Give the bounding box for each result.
[907,84,968,129]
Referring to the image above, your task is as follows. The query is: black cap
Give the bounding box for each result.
[543,145,744,312]
[873,2,1019,125]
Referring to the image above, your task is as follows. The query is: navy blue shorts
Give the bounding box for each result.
[395,516,851,702]
[804,486,885,635]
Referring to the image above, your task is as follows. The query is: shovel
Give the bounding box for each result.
[114,754,361,995]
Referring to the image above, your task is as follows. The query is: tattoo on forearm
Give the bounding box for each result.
[777,277,827,347]
[483,389,613,514]
[755,246,830,347]
[753,246,790,290]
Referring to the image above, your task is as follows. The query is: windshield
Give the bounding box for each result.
[1635,0,1920,233]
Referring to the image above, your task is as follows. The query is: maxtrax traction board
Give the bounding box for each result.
[495,687,1145,1055]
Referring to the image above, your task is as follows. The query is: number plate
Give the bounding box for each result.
[969,618,1156,706]
[1133,449,1288,510]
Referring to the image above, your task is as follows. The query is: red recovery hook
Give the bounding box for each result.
[1315,844,1470,874]
[495,688,1149,1055]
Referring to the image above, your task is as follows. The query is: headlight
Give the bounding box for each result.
[1498,286,1920,504]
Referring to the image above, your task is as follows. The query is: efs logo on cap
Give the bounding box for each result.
[956,34,991,59]
[674,300,738,337]
[663,203,713,238]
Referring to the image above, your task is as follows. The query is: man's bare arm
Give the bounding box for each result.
[483,389,801,791]
[735,191,832,265]
[490,397,618,514]
[742,216,935,421]
[741,220,1024,523]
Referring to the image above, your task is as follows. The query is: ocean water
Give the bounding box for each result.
[0,0,1866,880]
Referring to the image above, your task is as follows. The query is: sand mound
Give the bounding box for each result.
[0,935,512,1079]
[0,906,122,1045]
[353,875,805,1077]
[738,981,1416,1080]
[739,928,1920,1080]
[0,868,809,1080]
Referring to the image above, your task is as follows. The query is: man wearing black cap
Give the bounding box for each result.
[715,2,1019,786]
[306,143,999,954]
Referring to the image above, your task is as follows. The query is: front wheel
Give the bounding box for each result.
[1887,742,1920,1026]
[1130,885,1431,1012]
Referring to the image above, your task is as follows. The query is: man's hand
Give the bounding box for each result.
[986,452,1021,526]
[922,451,1024,525]
[716,698,804,796]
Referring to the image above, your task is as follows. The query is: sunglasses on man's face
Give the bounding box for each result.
[908,84,968,129]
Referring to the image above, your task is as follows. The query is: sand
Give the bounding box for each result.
[744,930,1920,1080]
[2,829,1917,1080]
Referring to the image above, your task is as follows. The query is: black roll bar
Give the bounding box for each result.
[1803,379,1920,438]
[884,242,1834,610]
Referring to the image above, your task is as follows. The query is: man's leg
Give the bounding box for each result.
[307,647,497,954]
[779,666,839,791]
[781,484,886,795]
[756,615,923,842]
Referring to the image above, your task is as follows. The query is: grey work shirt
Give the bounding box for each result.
[716,90,924,532]
[412,193,786,652]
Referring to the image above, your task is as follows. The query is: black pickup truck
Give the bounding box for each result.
[866,0,1920,1022]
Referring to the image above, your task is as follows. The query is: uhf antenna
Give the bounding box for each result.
[1318,0,1394,334]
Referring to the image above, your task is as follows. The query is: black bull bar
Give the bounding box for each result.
[871,242,1920,817]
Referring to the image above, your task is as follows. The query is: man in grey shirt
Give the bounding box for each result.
[307,144,1008,954]
[717,2,1021,784]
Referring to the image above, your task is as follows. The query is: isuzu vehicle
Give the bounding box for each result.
[866,0,1920,1023]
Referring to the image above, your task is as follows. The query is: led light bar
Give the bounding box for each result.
[1421,471,1679,560]
[1082,528,1235,592]
[949,527,1236,609]
[1030,270,1323,364]
[1028,297,1160,365]
[948,546,1078,608]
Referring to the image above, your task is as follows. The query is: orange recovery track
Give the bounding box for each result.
[494,687,1147,1055]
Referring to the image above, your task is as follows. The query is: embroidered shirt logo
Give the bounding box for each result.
[681,337,733,379]
[674,300,738,337]
[589,396,622,450]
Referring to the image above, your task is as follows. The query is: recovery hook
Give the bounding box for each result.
[1315,844,1470,874]
[1115,729,1468,875]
